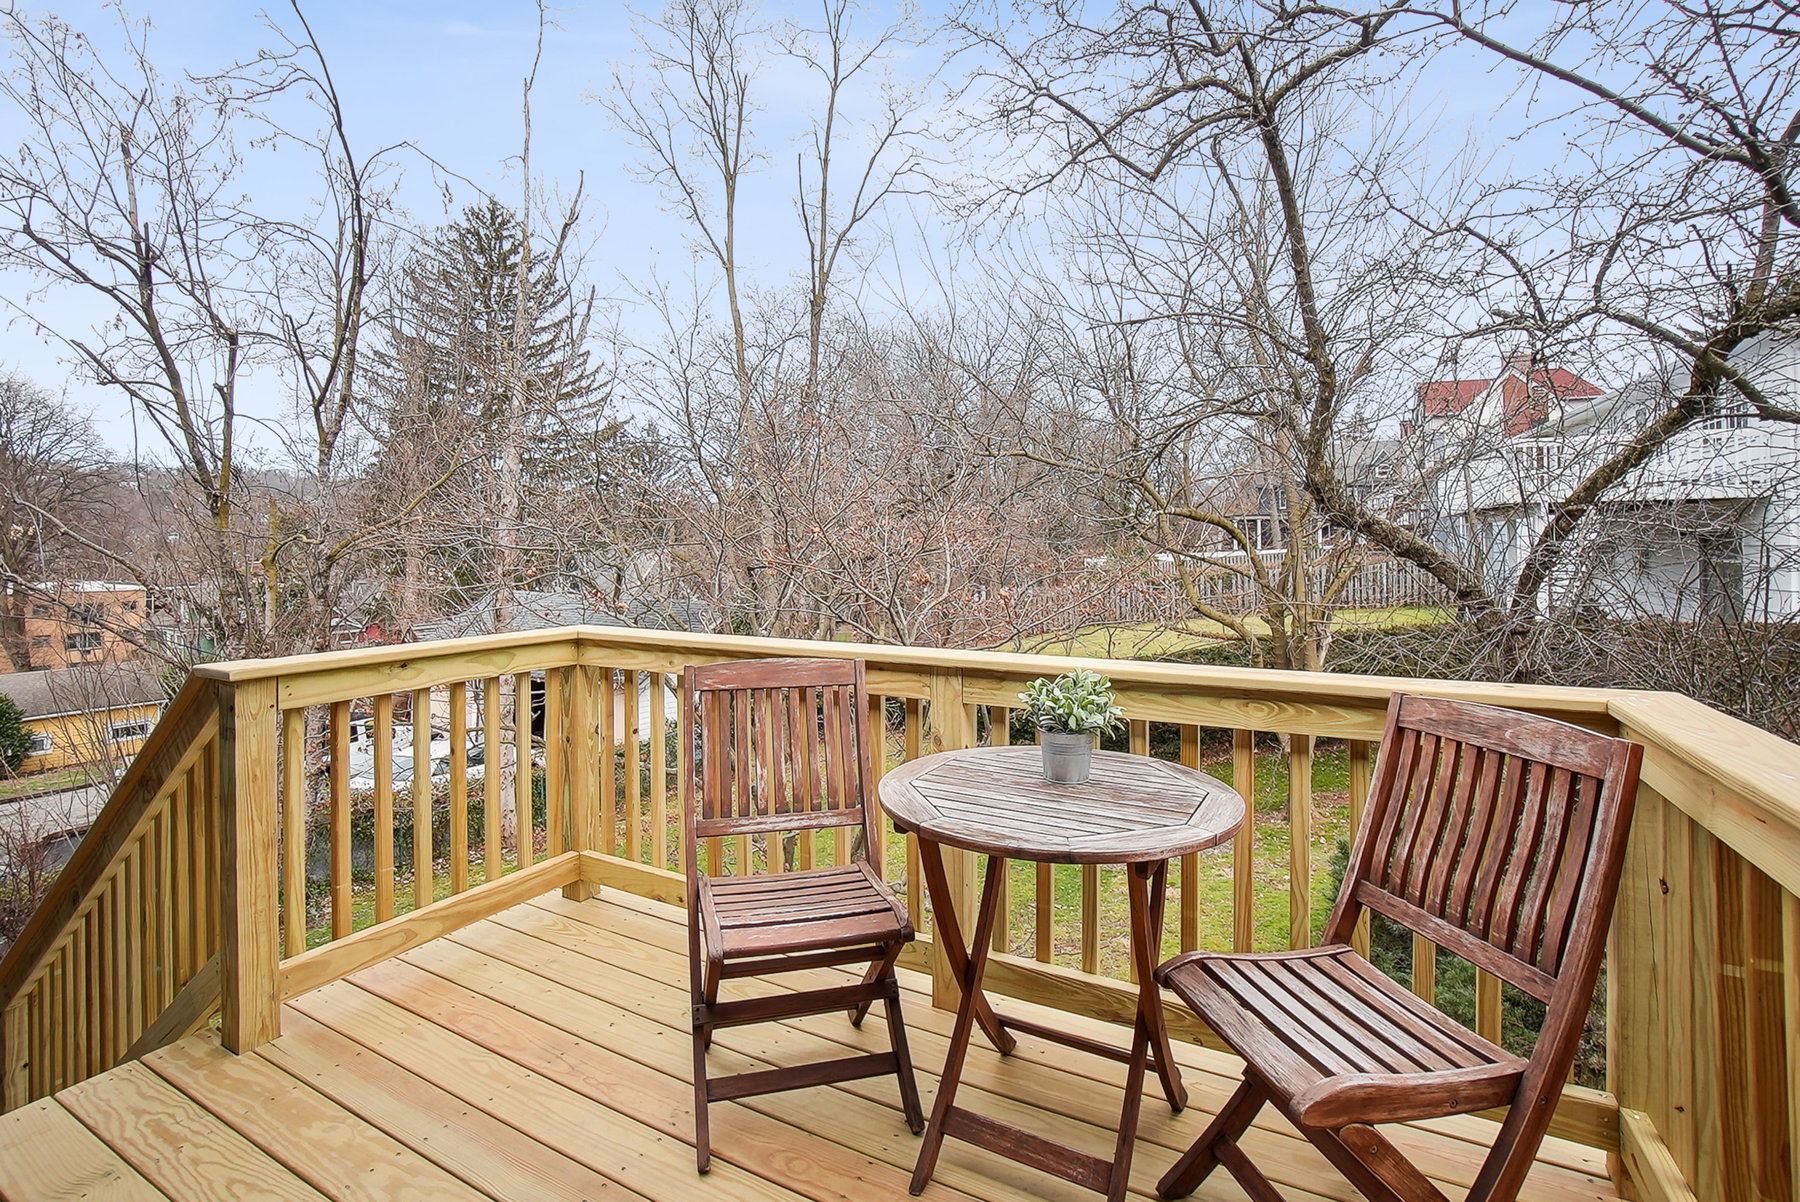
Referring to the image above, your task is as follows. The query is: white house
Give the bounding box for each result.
[1415,339,1800,621]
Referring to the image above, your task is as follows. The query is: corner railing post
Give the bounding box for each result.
[926,669,978,1011]
[219,678,281,1053]
[565,660,601,901]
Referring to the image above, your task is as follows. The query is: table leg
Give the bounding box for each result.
[917,838,1015,1055]
[1105,861,1186,1202]
[1141,859,1187,1113]
[910,852,1010,1195]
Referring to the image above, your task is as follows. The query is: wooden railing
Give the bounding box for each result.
[2,625,1795,1201]
[0,676,224,1108]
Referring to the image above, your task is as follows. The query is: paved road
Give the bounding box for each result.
[0,781,111,871]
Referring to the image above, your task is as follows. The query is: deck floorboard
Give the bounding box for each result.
[0,889,1623,1202]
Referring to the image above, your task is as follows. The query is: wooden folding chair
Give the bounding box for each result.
[683,656,924,1173]
[1155,693,1641,1202]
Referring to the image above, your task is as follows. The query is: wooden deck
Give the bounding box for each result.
[0,888,1619,1202]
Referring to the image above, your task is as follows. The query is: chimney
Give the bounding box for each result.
[1500,347,1533,379]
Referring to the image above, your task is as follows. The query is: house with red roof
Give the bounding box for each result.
[1414,342,1800,621]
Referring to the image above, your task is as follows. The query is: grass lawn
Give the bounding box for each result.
[1011,607,1450,660]
[295,738,1356,981]
[0,767,97,800]
[887,741,1352,976]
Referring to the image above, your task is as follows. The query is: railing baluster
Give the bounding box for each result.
[330,699,352,940]
[171,777,192,975]
[373,694,396,922]
[598,668,615,856]
[1081,864,1100,975]
[187,764,205,973]
[68,926,84,1089]
[1035,864,1052,962]
[1348,738,1372,958]
[125,848,144,1047]
[47,955,63,1094]
[545,670,565,858]
[867,692,887,873]
[1289,732,1313,950]
[904,697,922,925]
[625,670,642,864]
[1412,932,1437,1003]
[512,672,531,865]
[412,688,433,910]
[483,677,502,883]
[1234,728,1256,953]
[1127,719,1149,979]
[151,812,169,1011]
[81,911,98,1080]
[651,672,668,871]
[280,709,306,956]
[1179,725,1201,954]
[991,707,1012,954]
[449,682,469,895]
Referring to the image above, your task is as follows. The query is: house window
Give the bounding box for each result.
[1520,442,1562,473]
[108,719,152,744]
[30,635,49,648]
[121,600,140,613]
[69,604,104,624]
[29,604,49,618]
[64,631,103,653]
[27,731,52,756]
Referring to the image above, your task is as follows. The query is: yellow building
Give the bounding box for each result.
[0,663,166,776]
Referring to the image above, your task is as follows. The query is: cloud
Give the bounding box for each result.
[441,19,501,39]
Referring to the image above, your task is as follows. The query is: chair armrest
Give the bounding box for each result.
[1291,1062,1523,1129]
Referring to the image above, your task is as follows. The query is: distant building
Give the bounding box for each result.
[1416,341,1800,621]
[4,582,149,672]
[411,585,713,642]
[0,663,167,775]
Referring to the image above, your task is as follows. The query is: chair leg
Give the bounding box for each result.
[1156,1075,1269,1200]
[701,957,721,1050]
[1307,1122,1451,1202]
[852,942,903,1027]
[691,1011,712,1173]
[883,976,925,1134]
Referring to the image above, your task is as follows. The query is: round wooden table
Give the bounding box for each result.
[880,745,1244,1202]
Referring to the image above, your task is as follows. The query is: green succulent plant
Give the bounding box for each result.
[1018,669,1125,737]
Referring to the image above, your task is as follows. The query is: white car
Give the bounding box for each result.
[345,734,509,790]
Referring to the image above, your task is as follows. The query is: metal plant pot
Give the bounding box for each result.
[1040,730,1096,784]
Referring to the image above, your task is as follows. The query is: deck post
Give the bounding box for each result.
[219,678,281,1053]
[565,662,601,901]
[926,670,979,1011]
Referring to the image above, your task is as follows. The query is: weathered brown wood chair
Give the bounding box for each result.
[1155,693,1641,1202]
[683,657,924,1173]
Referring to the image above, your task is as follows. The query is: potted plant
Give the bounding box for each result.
[1018,669,1125,784]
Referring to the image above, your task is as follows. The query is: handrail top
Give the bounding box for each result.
[193,623,1624,713]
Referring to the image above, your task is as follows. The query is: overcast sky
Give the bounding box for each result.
[0,1,1545,457]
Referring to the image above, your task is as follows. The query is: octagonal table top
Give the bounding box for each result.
[878,745,1245,865]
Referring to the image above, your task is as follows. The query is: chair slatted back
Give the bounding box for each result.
[682,657,878,874]
[1325,693,1641,1005]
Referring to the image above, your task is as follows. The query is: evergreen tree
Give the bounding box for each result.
[0,696,32,775]
[367,200,610,619]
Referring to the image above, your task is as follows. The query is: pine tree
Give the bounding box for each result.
[368,200,609,619]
